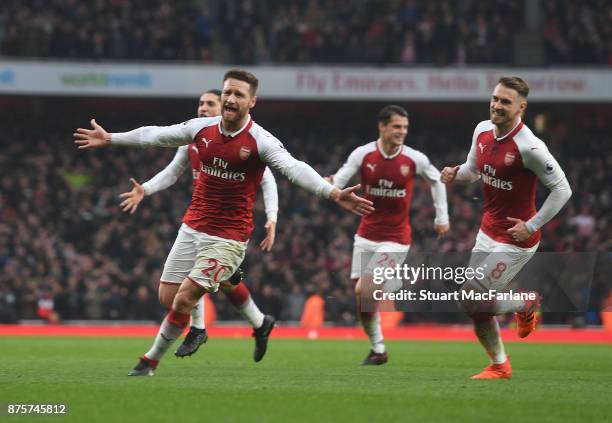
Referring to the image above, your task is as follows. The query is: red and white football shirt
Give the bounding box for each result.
[141,143,279,222]
[333,140,448,245]
[464,120,567,248]
[113,116,333,242]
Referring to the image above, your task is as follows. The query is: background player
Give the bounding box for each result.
[441,76,572,379]
[74,68,374,376]
[118,89,278,362]
[329,105,449,365]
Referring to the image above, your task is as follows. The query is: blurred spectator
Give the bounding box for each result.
[127,285,162,321]
[283,285,306,321]
[0,283,18,323]
[568,206,596,237]
[300,293,325,328]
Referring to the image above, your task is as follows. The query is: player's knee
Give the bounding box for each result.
[172,293,193,313]
[158,284,178,309]
[173,282,205,313]
[159,293,173,309]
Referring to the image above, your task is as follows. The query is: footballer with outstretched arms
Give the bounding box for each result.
[329,105,449,365]
[74,68,374,376]
[118,89,279,364]
[440,76,572,379]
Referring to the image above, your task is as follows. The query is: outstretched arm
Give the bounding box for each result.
[74,119,112,149]
[119,178,145,214]
[330,147,363,188]
[257,133,374,216]
[141,146,190,196]
[74,118,215,149]
[118,147,190,214]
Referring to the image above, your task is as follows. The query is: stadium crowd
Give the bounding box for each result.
[542,0,612,65]
[0,102,610,325]
[0,0,608,66]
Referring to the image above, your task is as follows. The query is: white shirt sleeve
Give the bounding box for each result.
[141,146,190,196]
[520,141,572,233]
[408,148,449,226]
[521,142,567,189]
[111,117,217,148]
[332,147,365,188]
[254,129,334,199]
[455,121,489,183]
[260,167,279,222]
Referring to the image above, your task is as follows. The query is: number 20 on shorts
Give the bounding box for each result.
[201,258,227,283]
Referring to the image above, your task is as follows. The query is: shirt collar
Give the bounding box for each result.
[376,139,403,159]
[219,115,252,138]
[494,118,523,141]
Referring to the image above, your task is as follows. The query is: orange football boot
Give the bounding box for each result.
[470,357,512,379]
[516,292,541,339]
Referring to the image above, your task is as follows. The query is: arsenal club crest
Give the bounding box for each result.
[400,165,410,176]
[239,146,251,160]
[504,152,516,166]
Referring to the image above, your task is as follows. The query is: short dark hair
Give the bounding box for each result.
[498,76,529,98]
[223,68,259,95]
[377,105,409,125]
[206,89,221,98]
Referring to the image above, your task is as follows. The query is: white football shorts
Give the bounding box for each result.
[160,223,246,293]
[351,234,410,293]
[467,230,539,292]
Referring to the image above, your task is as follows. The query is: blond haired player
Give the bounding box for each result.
[441,76,572,379]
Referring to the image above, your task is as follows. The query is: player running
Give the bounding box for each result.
[329,105,449,365]
[441,76,572,379]
[74,68,374,376]
[118,89,279,363]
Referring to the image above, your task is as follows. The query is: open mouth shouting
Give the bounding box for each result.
[223,104,238,117]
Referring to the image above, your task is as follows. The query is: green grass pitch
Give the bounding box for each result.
[1,337,611,423]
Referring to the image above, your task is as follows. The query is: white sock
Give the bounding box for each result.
[473,316,506,364]
[238,297,265,329]
[361,312,385,354]
[144,317,185,361]
[190,296,205,330]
